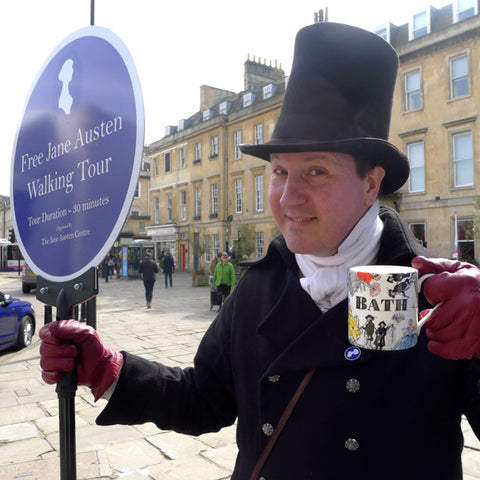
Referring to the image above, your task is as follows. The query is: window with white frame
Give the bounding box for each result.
[234,179,243,214]
[255,175,264,211]
[407,141,425,193]
[167,193,172,222]
[211,183,218,216]
[178,119,185,131]
[254,124,263,145]
[219,101,228,115]
[195,187,202,218]
[453,132,473,187]
[405,69,421,111]
[263,84,273,99]
[374,25,389,42]
[139,221,146,233]
[243,92,252,108]
[154,197,159,224]
[210,136,218,157]
[181,190,187,220]
[179,148,186,169]
[454,0,477,22]
[410,10,429,39]
[194,142,202,163]
[234,130,242,159]
[204,235,211,262]
[457,218,475,262]
[203,109,212,121]
[256,232,264,258]
[450,54,469,99]
[409,222,426,246]
[212,234,219,258]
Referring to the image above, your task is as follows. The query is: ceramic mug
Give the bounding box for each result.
[347,265,438,351]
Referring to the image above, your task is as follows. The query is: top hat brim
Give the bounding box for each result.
[239,137,409,195]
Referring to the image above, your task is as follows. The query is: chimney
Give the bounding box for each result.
[244,56,285,92]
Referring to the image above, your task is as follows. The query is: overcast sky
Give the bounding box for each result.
[2,0,452,197]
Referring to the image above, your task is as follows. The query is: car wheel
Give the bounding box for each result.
[22,284,30,294]
[16,315,33,349]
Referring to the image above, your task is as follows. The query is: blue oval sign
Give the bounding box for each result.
[11,26,144,281]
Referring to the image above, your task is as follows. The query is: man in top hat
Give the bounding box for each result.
[39,22,480,479]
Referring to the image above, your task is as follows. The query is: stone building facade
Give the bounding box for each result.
[146,59,285,272]
[384,0,480,262]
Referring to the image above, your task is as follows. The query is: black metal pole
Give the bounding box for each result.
[56,288,77,480]
[90,0,95,26]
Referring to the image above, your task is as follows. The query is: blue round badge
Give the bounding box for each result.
[11,27,144,281]
[344,346,362,361]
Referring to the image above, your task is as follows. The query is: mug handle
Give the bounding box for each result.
[417,273,443,330]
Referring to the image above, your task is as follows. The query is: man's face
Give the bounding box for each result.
[268,151,385,256]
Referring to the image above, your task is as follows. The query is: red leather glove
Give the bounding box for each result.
[39,320,124,401]
[412,256,480,359]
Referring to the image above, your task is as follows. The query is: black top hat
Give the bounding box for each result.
[240,22,409,194]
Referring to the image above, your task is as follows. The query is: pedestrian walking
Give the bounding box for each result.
[40,21,480,479]
[163,251,175,288]
[212,252,236,302]
[138,252,158,308]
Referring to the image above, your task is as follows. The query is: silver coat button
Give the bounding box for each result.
[262,423,274,436]
[268,375,280,383]
[346,378,360,393]
[345,438,359,451]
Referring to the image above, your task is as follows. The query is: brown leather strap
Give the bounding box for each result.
[249,368,316,480]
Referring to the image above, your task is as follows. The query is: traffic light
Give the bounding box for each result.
[8,228,16,244]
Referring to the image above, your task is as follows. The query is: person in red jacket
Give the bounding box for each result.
[39,22,480,479]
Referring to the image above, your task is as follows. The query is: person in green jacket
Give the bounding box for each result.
[213,252,236,301]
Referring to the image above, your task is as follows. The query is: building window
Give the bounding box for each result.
[165,152,171,173]
[234,130,242,159]
[454,0,477,22]
[453,132,473,187]
[409,223,426,246]
[410,10,428,39]
[457,218,475,262]
[154,197,159,224]
[407,141,425,193]
[181,190,187,220]
[204,235,211,262]
[263,84,273,99]
[131,208,140,217]
[166,193,172,222]
[139,221,146,233]
[134,182,140,198]
[211,183,218,217]
[210,136,218,158]
[154,157,159,176]
[178,119,185,132]
[234,179,243,214]
[243,92,252,107]
[450,54,469,99]
[179,148,186,169]
[203,109,212,121]
[256,232,264,258]
[254,124,263,145]
[194,142,202,164]
[405,69,421,111]
[374,24,390,42]
[212,234,220,259]
[219,101,228,115]
[194,187,202,219]
[255,175,264,211]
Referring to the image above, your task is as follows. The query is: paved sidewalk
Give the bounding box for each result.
[0,271,479,479]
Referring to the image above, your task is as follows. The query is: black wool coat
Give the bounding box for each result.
[97,206,480,479]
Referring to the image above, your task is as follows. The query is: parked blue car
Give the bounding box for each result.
[0,291,35,351]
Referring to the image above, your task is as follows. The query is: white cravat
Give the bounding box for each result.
[295,201,383,313]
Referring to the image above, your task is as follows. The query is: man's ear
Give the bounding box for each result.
[365,166,386,206]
